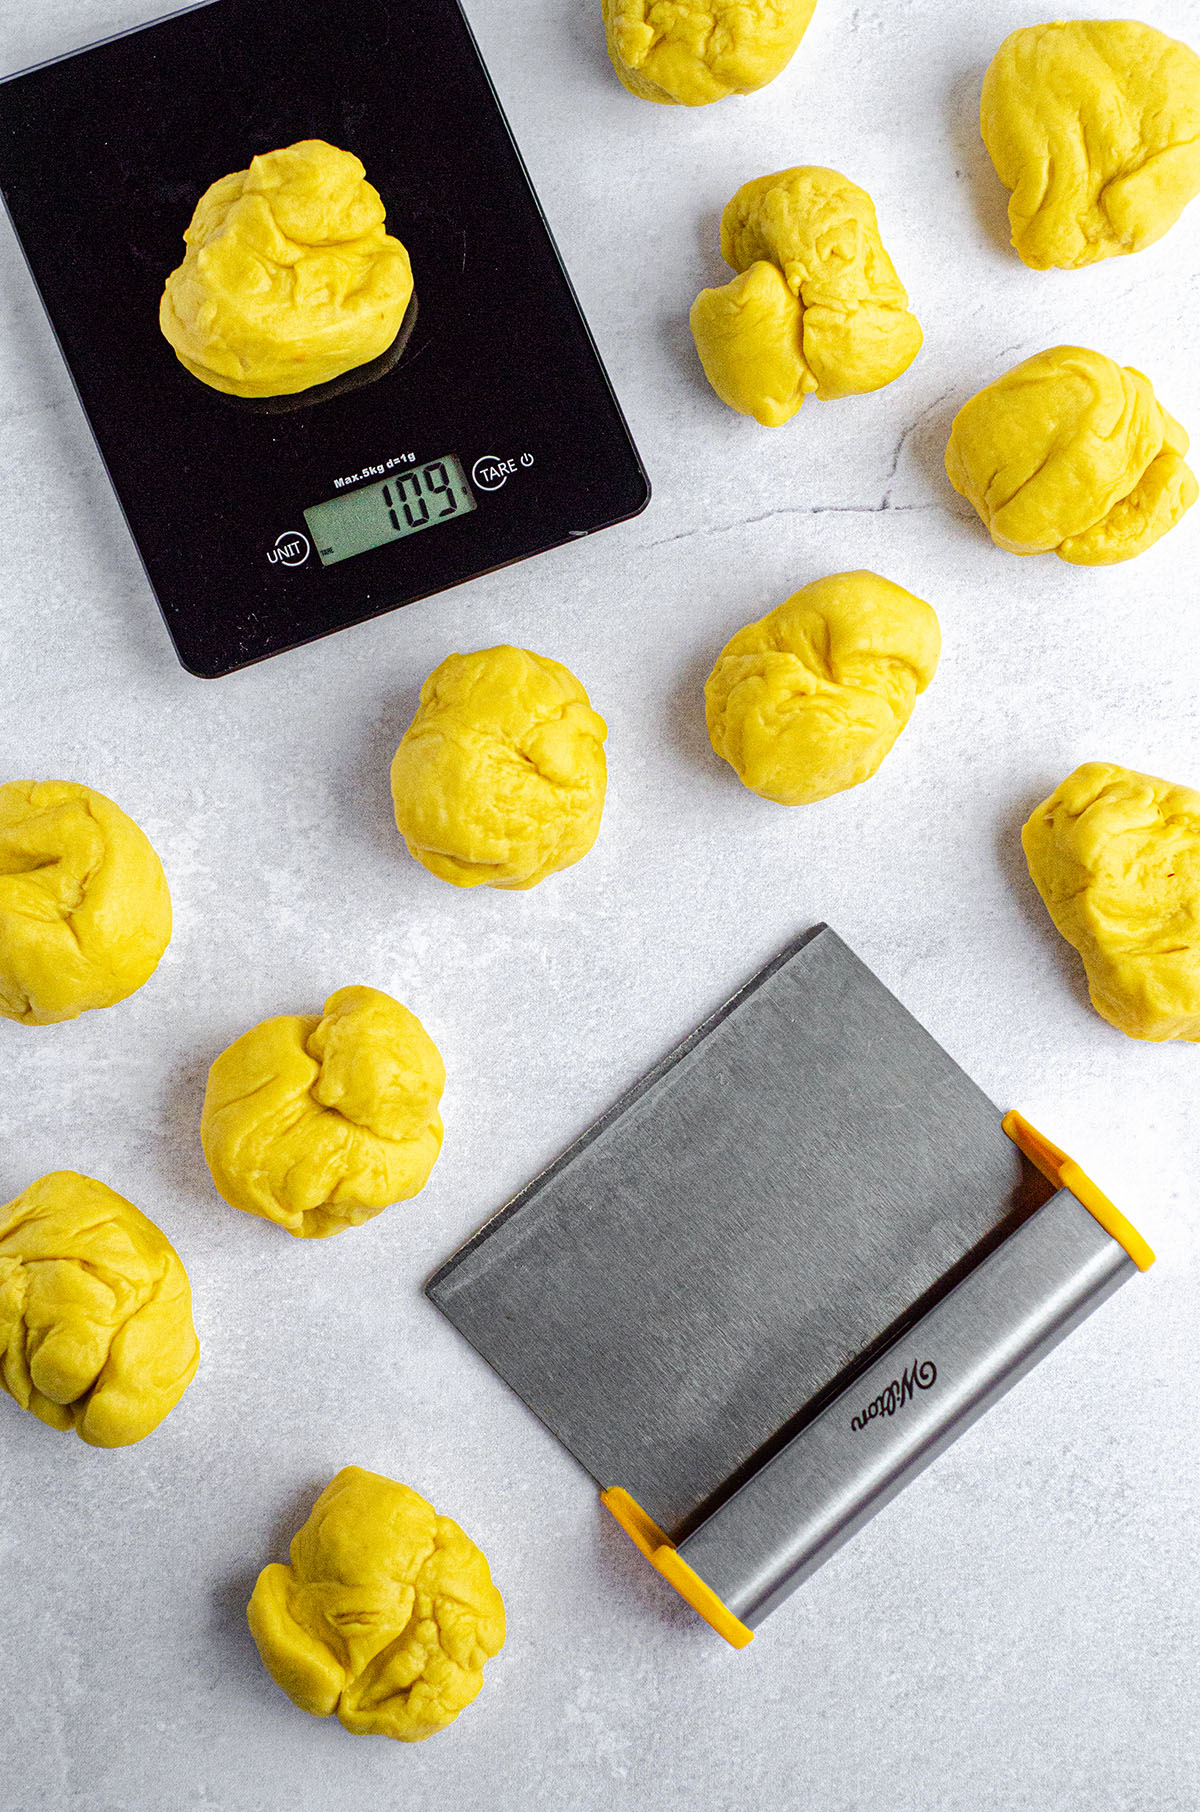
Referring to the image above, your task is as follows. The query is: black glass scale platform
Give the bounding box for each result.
[0,0,650,676]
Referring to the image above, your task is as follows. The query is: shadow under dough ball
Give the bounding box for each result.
[207,290,420,416]
[160,139,414,399]
[247,1466,505,1742]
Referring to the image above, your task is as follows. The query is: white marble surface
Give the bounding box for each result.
[2,1,1199,1806]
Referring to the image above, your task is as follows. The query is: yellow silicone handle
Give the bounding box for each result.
[600,1487,754,1648]
[1003,1110,1155,1272]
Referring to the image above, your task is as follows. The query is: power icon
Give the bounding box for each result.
[472,454,534,490]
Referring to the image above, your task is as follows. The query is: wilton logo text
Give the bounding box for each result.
[850,1359,937,1432]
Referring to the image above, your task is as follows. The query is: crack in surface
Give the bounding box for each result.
[879,383,959,507]
[641,385,978,552]
[643,498,944,551]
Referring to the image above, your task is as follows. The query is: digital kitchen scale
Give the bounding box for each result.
[0,0,649,676]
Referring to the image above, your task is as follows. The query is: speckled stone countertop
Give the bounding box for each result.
[1,2,1197,1807]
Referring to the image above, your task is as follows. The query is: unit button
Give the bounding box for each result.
[268,530,310,567]
[471,453,533,491]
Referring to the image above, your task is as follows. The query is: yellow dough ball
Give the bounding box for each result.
[0,1172,199,1447]
[1023,762,1200,1042]
[705,571,940,805]
[0,779,172,1026]
[690,168,922,427]
[945,347,1198,566]
[390,646,608,890]
[982,20,1200,271]
[160,140,414,398]
[247,1466,505,1743]
[200,986,444,1239]
[601,0,817,106]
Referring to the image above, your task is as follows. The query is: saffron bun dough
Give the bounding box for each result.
[390,645,608,890]
[945,346,1197,566]
[0,1171,199,1447]
[691,167,922,427]
[601,0,818,106]
[247,1466,505,1743]
[1023,762,1200,1041]
[704,572,940,805]
[0,779,171,1025]
[200,986,445,1238]
[160,140,414,398]
[982,19,1200,270]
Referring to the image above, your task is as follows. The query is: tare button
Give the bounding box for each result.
[471,453,534,491]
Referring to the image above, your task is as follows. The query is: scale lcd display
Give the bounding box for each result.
[305,456,477,566]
